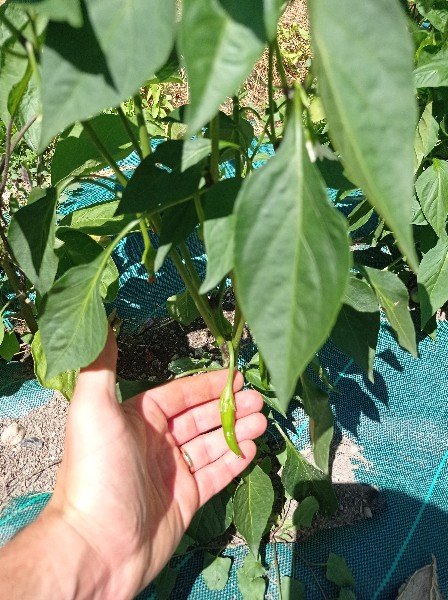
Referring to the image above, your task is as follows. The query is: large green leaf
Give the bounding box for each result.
[31,331,78,400]
[187,487,233,544]
[39,250,112,378]
[309,0,418,270]
[237,554,265,600]
[234,100,350,410]
[300,374,334,474]
[415,159,448,237]
[40,0,176,150]
[116,141,202,215]
[233,464,274,556]
[179,0,265,134]
[418,234,448,327]
[14,0,83,27]
[202,554,231,591]
[55,228,119,302]
[331,305,380,382]
[281,437,338,515]
[343,276,379,313]
[414,47,448,88]
[326,553,355,588]
[200,178,241,294]
[166,290,200,326]
[414,103,439,173]
[8,188,58,296]
[59,200,137,236]
[51,114,138,187]
[0,331,20,361]
[364,267,417,356]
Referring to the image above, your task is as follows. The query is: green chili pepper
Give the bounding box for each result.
[220,341,242,457]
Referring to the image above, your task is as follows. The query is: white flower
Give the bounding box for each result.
[305,140,338,163]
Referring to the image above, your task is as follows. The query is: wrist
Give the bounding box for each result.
[0,506,109,600]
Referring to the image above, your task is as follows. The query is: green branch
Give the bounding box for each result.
[133,93,151,158]
[81,120,128,187]
[118,105,143,160]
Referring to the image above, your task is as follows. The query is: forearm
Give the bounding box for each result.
[0,508,108,600]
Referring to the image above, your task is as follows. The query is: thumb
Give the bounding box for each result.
[71,328,118,407]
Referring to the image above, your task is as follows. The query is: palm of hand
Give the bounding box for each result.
[49,333,266,598]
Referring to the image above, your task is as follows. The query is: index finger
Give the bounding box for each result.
[131,369,244,419]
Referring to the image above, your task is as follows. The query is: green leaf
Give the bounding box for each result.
[200,178,241,294]
[244,363,286,417]
[414,103,439,173]
[293,496,319,529]
[55,228,119,303]
[338,590,356,600]
[168,355,216,375]
[331,305,380,382]
[281,437,338,515]
[0,331,19,361]
[166,290,200,326]
[309,0,418,270]
[116,141,202,215]
[415,0,448,31]
[51,114,138,187]
[0,321,4,347]
[300,374,334,474]
[414,47,448,88]
[326,553,355,587]
[364,267,417,357]
[280,576,306,599]
[40,0,176,150]
[179,0,265,134]
[202,553,231,591]
[263,0,287,41]
[31,331,78,400]
[418,234,448,327]
[415,159,448,237]
[8,188,58,296]
[237,553,266,600]
[343,276,379,313]
[153,565,178,600]
[14,0,83,27]
[233,464,274,556]
[234,100,350,410]
[115,378,157,403]
[39,253,109,378]
[155,201,199,272]
[187,487,233,544]
[59,200,137,236]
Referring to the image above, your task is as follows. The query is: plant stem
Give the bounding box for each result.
[232,95,242,179]
[274,39,289,92]
[169,248,224,346]
[0,120,13,208]
[133,93,151,158]
[272,541,283,600]
[267,43,278,146]
[173,366,221,379]
[231,299,245,351]
[0,115,37,178]
[193,191,205,226]
[209,115,220,183]
[81,120,128,187]
[118,105,143,159]
[0,253,37,333]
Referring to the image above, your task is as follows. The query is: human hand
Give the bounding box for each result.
[41,330,266,599]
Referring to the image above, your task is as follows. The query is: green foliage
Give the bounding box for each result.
[2,1,447,595]
[233,464,275,556]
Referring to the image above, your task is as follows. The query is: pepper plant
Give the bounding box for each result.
[0,0,443,595]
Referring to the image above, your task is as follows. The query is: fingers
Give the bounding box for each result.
[169,389,264,446]
[194,440,257,506]
[133,369,244,420]
[181,412,267,473]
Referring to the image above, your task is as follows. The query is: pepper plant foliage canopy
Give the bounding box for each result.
[0,0,446,591]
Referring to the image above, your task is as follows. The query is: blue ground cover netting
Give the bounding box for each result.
[1,146,447,598]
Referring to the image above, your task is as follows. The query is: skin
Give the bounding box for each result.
[0,330,267,600]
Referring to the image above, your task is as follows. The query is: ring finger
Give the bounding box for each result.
[179,412,267,473]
